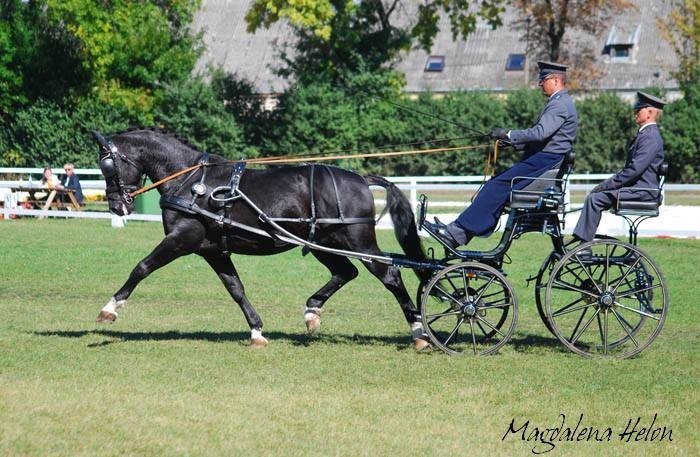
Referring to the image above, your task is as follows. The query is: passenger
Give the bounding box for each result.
[425,61,579,248]
[572,91,666,247]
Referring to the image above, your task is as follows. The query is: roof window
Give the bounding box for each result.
[603,24,641,62]
[505,54,526,71]
[425,56,445,72]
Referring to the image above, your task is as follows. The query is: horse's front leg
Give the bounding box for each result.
[96,233,196,323]
[203,254,267,347]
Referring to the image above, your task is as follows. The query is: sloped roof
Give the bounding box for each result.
[192,0,292,93]
[192,0,680,94]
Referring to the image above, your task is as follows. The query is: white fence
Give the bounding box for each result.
[1,168,699,237]
[0,167,105,193]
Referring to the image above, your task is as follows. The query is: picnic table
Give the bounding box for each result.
[9,185,82,218]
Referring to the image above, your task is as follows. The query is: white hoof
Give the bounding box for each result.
[304,307,322,335]
[413,337,432,351]
[305,314,321,334]
[250,336,269,348]
[98,297,126,322]
[96,310,117,323]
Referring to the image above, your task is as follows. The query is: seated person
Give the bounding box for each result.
[57,163,84,205]
[32,166,61,207]
[426,61,579,248]
[572,91,666,245]
[40,166,61,189]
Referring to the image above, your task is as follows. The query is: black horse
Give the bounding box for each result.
[93,129,431,348]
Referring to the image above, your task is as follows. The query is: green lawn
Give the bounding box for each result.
[0,219,698,456]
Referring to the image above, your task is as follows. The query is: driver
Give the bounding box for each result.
[426,61,578,248]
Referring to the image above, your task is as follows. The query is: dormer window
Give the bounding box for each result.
[603,24,641,62]
[610,44,632,58]
[425,55,445,72]
[505,53,526,71]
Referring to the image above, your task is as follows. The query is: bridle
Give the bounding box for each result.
[92,130,141,206]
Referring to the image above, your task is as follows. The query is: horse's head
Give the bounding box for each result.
[92,130,143,216]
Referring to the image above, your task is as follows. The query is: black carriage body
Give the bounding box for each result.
[416,150,669,358]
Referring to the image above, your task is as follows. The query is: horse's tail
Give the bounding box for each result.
[365,175,431,283]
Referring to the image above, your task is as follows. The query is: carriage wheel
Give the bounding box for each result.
[535,235,621,335]
[421,262,518,355]
[534,252,558,334]
[545,239,668,358]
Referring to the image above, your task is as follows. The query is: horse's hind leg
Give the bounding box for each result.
[203,254,267,347]
[305,251,359,334]
[362,260,430,350]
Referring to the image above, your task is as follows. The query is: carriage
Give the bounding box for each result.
[415,151,669,358]
[94,129,668,358]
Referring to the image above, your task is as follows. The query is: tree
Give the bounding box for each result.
[5,97,136,167]
[657,0,699,90]
[210,69,271,151]
[245,0,507,83]
[153,77,250,158]
[0,0,41,115]
[510,0,634,87]
[42,0,202,119]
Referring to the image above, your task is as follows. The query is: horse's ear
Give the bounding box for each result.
[92,130,110,150]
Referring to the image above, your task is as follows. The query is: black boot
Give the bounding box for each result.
[424,219,459,249]
[574,241,592,259]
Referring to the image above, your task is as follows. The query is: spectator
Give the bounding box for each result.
[58,163,84,205]
[40,167,61,189]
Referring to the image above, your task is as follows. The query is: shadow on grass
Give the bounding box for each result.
[33,329,571,355]
[32,329,412,349]
[509,333,572,353]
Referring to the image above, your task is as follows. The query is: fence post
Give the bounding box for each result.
[111,215,127,228]
[410,179,417,211]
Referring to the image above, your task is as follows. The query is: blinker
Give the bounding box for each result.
[100,157,116,178]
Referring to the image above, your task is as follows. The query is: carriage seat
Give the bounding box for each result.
[508,151,575,211]
[611,162,667,218]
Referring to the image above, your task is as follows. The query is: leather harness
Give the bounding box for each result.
[160,161,375,251]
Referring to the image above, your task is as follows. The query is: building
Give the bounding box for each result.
[192,0,680,101]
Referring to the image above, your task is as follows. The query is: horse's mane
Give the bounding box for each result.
[111,126,209,156]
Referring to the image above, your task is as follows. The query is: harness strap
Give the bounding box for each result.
[159,194,403,266]
[160,195,374,236]
[186,152,210,204]
[227,162,247,192]
[308,164,317,241]
[269,216,374,224]
[324,165,345,221]
[220,161,247,254]
[161,195,277,239]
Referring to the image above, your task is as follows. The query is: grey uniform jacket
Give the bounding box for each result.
[595,123,665,195]
[509,89,578,156]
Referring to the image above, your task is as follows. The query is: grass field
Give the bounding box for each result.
[1,219,698,456]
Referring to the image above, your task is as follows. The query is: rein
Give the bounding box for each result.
[128,142,495,198]
[130,164,205,198]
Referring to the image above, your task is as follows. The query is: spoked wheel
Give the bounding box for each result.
[534,252,559,334]
[535,235,618,334]
[545,239,668,358]
[421,262,518,355]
